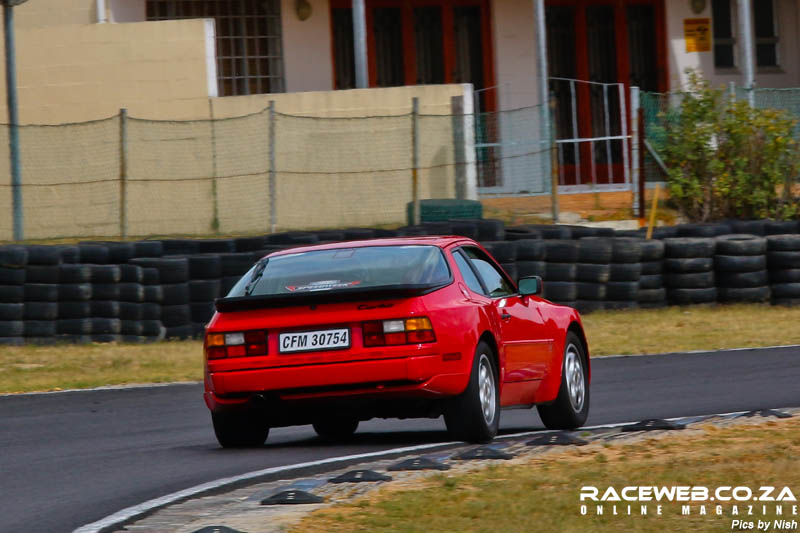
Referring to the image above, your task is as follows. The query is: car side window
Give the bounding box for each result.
[452,250,485,295]
[463,247,514,298]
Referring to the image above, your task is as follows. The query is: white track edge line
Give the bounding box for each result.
[74,406,799,533]
[597,343,800,359]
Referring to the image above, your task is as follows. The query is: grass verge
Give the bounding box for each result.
[292,417,800,533]
[1,303,799,393]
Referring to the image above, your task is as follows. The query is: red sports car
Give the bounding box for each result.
[204,236,590,447]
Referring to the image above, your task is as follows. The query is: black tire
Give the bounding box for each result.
[25,265,59,284]
[77,244,110,265]
[514,239,545,261]
[343,227,375,240]
[141,320,164,337]
[131,241,163,258]
[717,270,769,288]
[24,302,57,320]
[234,236,267,252]
[543,241,579,263]
[188,254,223,280]
[605,281,639,300]
[58,283,92,301]
[91,300,119,318]
[0,303,23,320]
[639,274,664,289]
[574,300,605,314]
[764,220,798,235]
[312,416,360,442]
[771,283,800,299]
[0,246,27,268]
[571,226,614,239]
[715,254,766,273]
[25,245,61,266]
[545,262,577,281]
[535,225,572,240]
[500,263,518,283]
[504,227,542,241]
[314,230,347,241]
[91,284,120,301]
[118,302,143,321]
[161,304,191,327]
[577,239,612,264]
[664,257,714,273]
[663,238,715,258]
[0,267,26,285]
[516,261,546,278]
[194,239,235,254]
[165,325,193,339]
[542,281,577,302]
[59,264,91,284]
[676,222,732,238]
[57,319,92,335]
[766,234,800,252]
[769,269,800,283]
[118,265,144,284]
[212,411,269,448]
[667,287,718,305]
[575,263,610,283]
[640,260,663,275]
[141,303,161,320]
[158,239,198,255]
[576,282,606,301]
[449,221,479,240]
[58,302,91,319]
[604,300,639,310]
[24,284,58,302]
[718,286,770,303]
[118,283,145,303]
[219,253,256,277]
[104,242,135,263]
[91,334,122,344]
[639,240,665,261]
[24,321,57,337]
[444,341,499,443]
[482,241,517,263]
[0,321,24,337]
[537,331,589,430]
[90,265,121,284]
[130,257,190,284]
[638,287,667,303]
[771,298,800,307]
[120,321,144,336]
[729,220,766,236]
[144,285,164,303]
[162,283,190,305]
[265,231,318,245]
[767,251,800,269]
[141,268,160,285]
[664,271,716,289]
[91,318,121,335]
[715,234,767,255]
[609,262,642,282]
[190,302,215,323]
[609,238,643,263]
[476,219,506,241]
[0,285,24,303]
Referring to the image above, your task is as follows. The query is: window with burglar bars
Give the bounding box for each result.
[146,0,285,96]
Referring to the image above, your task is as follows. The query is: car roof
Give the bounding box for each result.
[263,236,474,258]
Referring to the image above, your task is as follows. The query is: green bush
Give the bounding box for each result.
[662,71,800,221]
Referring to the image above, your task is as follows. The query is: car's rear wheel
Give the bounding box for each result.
[312,416,359,441]
[212,411,269,448]
[537,332,589,429]
[444,341,500,443]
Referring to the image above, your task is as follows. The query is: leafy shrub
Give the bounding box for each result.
[662,71,800,221]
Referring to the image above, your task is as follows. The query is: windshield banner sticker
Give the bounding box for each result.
[285,280,362,292]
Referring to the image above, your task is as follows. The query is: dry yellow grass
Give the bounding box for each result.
[293,417,800,533]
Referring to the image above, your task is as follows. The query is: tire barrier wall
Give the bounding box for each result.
[0,219,799,344]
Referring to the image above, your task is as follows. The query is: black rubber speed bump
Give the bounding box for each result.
[526,432,589,446]
[387,456,451,471]
[452,446,514,461]
[260,490,325,505]
[193,527,246,533]
[621,419,686,432]
[328,470,392,484]
[741,409,793,419]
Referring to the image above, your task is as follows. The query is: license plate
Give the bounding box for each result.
[279,328,350,353]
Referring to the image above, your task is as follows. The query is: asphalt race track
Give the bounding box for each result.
[2,346,799,533]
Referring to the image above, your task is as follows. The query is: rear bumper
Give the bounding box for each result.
[204,354,469,411]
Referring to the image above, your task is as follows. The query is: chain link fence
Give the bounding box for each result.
[0,102,551,241]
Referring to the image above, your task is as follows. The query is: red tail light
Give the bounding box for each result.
[205,330,268,359]
[362,317,436,347]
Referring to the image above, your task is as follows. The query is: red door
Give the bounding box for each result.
[495,296,553,382]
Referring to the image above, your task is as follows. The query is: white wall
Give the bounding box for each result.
[491,0,540,110]
[666,0,800,90]
[281,0,334,92]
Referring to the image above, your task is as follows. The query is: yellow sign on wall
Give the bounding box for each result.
[684,18,711,52]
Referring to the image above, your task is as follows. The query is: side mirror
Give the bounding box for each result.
[518,275,543,296]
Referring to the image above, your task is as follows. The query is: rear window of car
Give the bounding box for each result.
[227,245,451,297]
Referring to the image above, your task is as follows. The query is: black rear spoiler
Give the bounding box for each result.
[214,282,450,313]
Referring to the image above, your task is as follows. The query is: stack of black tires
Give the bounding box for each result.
[663,238,717,305]
[605,238,642,310]
[0,246,26,345]
[541,240,578,307]
[767,234,800,306]
[638,239,666,308]
[574,238,611,315]
[714,235,770,303]
[23,246,63,342]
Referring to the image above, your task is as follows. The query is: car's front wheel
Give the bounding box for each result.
[444,341,500,443]
[312,416,359,441]
[212,411,269,448]
[537,331,589,429]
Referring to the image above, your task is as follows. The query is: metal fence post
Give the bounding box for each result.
[4,3,23,241]
[630,86,640,216]
[549,96,559,223]
[119,108,128,239]
[412,97,421,225]
[268,100,277,233]
[208,99,220,233]
[451,95,466,200]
